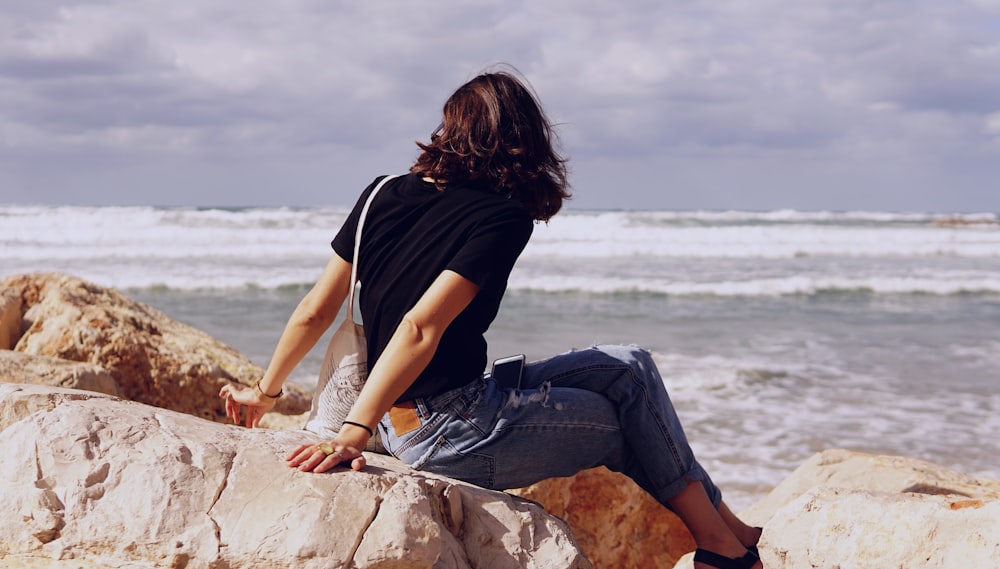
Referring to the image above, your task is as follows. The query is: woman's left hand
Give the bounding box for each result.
[219,383,276,428]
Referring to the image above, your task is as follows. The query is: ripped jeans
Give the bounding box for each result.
[378,344,722,509]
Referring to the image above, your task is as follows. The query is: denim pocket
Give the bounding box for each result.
[409,435,497,489]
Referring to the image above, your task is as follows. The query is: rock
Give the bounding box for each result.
[1,273,310,427]
[0,351,118,396]
[741,448,1000,525]
[760,486,1000,568]
[0,288,20,350]
[742,449,1000,569]
[0,383,592,569]
[511,468,695,569]
[15,273,999,568]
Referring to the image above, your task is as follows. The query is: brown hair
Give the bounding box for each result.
[410,70,570,221]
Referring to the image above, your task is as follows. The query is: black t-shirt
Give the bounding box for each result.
[332,173,534,402]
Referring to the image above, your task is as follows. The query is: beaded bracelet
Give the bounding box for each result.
[342,420,374,437]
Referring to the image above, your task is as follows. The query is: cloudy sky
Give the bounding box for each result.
[1,0,999,212]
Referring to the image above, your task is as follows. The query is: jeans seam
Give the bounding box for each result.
[627,363,686,472]
[544,361,630,382]
[496,422,621,434]
[545,354,690,494]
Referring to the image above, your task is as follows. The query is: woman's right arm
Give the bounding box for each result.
[220,253,352,427]
[287,269,480,472]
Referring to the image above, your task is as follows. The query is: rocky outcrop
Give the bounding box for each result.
[742,448,1000,526]
[7,273,1000,569]
[512,468,695,569]
[0,288,20,350]
[0,383,592,569]
[760,486,1000,568]
[1,273,309,427]
[709,449,1000,569]
[0,351,118,396]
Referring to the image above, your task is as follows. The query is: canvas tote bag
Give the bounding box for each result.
[304,175,397,453]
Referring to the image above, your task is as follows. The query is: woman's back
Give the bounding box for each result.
[332,173,533,402]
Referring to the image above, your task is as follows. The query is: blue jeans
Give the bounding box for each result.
[378,344,722,510]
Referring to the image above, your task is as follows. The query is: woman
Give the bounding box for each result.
[220,69,763,569]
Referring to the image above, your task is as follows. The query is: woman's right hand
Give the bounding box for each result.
[286,429,369,473]
[219,382,277,428]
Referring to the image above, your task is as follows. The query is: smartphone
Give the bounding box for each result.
[491,354,525,389]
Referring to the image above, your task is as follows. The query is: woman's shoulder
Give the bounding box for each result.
[454,186,533,226]
[374,173,533,229]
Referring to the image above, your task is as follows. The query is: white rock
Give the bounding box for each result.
[0,383,592,569]
[741,448,1000,526]
[741,449,1000,569]
[760,487,1000,568]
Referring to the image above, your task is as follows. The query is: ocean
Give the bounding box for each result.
[3,204,999,511]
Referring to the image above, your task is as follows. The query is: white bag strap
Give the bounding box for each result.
[347,174,398,322]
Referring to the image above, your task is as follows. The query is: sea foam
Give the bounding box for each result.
[3,206,999,295]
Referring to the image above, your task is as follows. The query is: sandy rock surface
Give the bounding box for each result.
[0,350,118,395]
[759,485,1000,568]
[706,449,1000,569]
[0,383,592,569]
[512,467,695,569]
[0,288,20,350]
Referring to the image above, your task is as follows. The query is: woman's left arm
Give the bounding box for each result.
[220,253,352,427]
[287,269,480,472]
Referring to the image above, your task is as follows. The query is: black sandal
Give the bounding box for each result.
[693,548,759,569]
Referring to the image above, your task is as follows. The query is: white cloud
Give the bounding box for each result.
[985,112,1000,135]
[968,0,1000,11]
[0,0,998,210]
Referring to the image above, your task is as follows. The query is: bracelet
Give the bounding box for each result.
[254,380,283,399]
[342,420,374,437]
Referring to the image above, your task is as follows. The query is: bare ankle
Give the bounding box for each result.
[696,533,748,559]
[740,525,762,548]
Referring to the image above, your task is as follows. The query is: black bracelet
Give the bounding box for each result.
[342,420,374,437]
[255,380,283,399]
